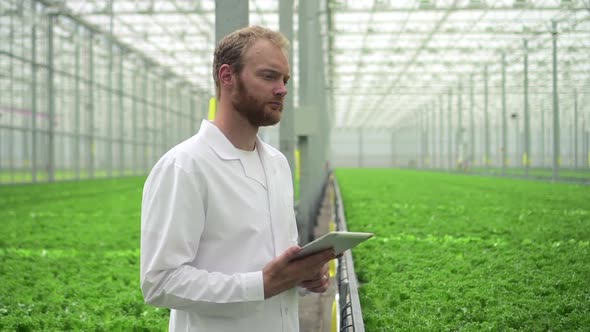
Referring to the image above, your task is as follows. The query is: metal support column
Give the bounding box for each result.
[358,129,363,167]
[107,42,113,178]
[524,40,531,176]
[142,64,148,172]
[431,102,436,168]
[469,74,475,168]
[88,30,95,178]
[297,135,311,244]
[31,1,38,182]
[161,79,167,152]
[448,88,453,170]
[215,0,248,42]
[152,79,157,160]
[439,95,443,169]
[541,101,545,168]
[390,131,395,167]
[279,0,296,184]
[132,67,138,175]
[423,107,429,168]
[9,14,14,182]
[47,14,56,182]
[75,28,81,180]
[457,81,463,169]
[118,49,124,176]
[551,21,560,181]
[573,89,578,169]
[484,65,490,170]
[501,53,507,176]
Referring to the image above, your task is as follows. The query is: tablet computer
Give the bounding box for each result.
[292,231,374,260]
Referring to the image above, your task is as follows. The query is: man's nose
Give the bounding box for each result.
[274,82,288,97]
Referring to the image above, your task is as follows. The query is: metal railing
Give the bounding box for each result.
[333,176,366,332]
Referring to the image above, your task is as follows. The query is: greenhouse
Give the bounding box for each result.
[1,0,589,331]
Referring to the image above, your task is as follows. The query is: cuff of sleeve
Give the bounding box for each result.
[241,271,265,301]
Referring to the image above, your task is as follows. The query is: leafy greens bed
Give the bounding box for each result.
[336,169,590,331]
[0,177,168,331]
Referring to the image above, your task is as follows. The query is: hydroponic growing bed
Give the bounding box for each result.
[0,177,168,331]
[336,169,589,331]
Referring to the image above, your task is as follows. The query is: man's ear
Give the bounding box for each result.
[219,64,233,88]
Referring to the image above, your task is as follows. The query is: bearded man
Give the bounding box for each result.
[140,26,334,332]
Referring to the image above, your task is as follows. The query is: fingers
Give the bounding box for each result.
[304,249,335,267]
[300,263,331,290]
[279,245,302,265]
[305,274,330,293]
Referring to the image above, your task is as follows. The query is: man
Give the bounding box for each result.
[140,26,334,331]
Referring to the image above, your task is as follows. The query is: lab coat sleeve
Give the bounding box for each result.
[140,156,265,317]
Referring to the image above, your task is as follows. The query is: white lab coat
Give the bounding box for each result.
[140,120,299,331]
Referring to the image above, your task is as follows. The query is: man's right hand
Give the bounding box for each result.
[262,246,335,299]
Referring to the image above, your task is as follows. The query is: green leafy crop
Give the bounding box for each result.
[336,169,590,332]
[0,177,168,331]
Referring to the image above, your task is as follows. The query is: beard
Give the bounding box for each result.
[231,75,282,127]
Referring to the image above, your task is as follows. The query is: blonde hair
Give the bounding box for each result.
[212,26,289,99]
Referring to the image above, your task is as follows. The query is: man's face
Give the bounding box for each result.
[231,39,290,127]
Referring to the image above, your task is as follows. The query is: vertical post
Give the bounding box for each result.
[448,88,453,170]
[88,30,95,178]
[9,14,15,182]
[297,135,311,244]
[418,109,422,168]
[484,65,490,170]
[161,79,167,152]
[424,107,429,168]
[551,21,560,181]
[75,27,81,180]
[390,130,395,167]
[279,0,296,185]
[457,81,463,169]
[358,129,363,167]
[523,40,530,176]
[31,1,38,182]
[431,102,436,168]
[501,53,507,176]
[108,42,113,178]
[47,14,56,182]
[152,79,157,160]
[541,101,545,168]
[439,95,443,169]
[132,66,138,175]
[573,89,578,169]
[142,65,148,172]
[118,49,124,176]
[190,95,196,137]
[215,0,248,42]
[469,74,475,169]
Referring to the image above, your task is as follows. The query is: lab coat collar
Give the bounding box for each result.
[200,120,280,161]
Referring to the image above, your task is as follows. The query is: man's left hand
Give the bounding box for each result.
[298,263,330,293]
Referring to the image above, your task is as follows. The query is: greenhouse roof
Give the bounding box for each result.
[53,0,590,129]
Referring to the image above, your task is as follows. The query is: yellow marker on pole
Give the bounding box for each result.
[331,299,338,332]
[522,153,529,166]
[294,149,301,182]
[329,219,336,278]
[208,97,217,120]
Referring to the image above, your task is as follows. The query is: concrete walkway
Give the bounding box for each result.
[298,183,337,332]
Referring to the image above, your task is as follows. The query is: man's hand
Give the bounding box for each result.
[298,263,330,293]
[262,246,334,299]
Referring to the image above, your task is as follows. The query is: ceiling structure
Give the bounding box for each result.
[54,0,590,129]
